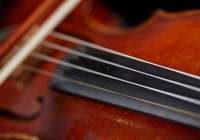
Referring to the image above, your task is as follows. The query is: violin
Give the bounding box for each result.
[0,0,200,139]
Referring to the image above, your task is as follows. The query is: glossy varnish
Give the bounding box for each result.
[0,0,200,139]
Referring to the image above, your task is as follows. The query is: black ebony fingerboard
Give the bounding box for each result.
[50,45,200,128]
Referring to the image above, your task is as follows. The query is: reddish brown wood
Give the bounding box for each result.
[0,0,200,140]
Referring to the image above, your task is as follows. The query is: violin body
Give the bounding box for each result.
[0,0,200,139]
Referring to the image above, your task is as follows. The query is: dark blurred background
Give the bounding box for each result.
[0,0,199,28]
[102,0,200,27]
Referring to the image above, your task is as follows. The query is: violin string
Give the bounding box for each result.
[29,51,200,105]
[41,40,200,92]
[50,31,200,80]
[19,64,200,119]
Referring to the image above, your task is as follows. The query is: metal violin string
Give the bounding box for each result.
[41,39,200,92]
[29,51,200,105]
[50,31,200,80]
[18,64,200,119]
[10,29,200,106]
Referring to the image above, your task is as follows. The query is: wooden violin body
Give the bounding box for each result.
[0,0,200,139]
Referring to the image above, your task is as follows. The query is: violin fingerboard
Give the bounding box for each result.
[50,44,200,129]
